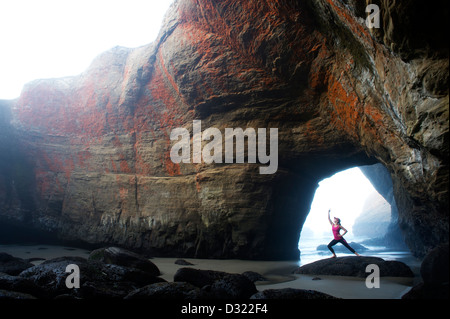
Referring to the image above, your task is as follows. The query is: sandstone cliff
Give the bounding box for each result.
[0,0,448,259]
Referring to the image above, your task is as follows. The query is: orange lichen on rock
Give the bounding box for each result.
[164,151,181,176]
[2,0,447,261]
[326,73,362,139]
[324,0,373,45]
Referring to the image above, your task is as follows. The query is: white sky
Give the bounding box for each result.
[302,167,377,237]
[0,0,174,99]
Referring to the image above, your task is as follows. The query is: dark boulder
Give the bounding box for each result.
[17,256,88,298]
[207,274,257,299]
[174,267,257,299]
[174,267,230,288]
[420,243,449,285]
[0,272,44,298]
[402,282,449,299]
[124,282,208,299]
[18,256,164,298]
[175,259,195,266]
[294,256,414,278]
[242,271,267,283]
[0,252,34,275]
[0,289,37,299]
[251,288,338,299]
[88,246,160,276]
[402,243,449,299]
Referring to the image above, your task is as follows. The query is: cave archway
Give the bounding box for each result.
[257,148,406,261]
[1,0,447,263]
[297,165,406,264]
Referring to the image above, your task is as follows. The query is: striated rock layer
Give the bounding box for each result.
[0,0,448,259]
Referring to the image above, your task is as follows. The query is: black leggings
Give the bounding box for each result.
[327,238,356,254]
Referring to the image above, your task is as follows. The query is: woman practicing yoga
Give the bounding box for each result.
[327,209,360,258]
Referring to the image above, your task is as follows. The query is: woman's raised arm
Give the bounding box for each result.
[327,209,333,225]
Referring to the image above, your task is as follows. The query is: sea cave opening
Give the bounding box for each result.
[297,164,409,265]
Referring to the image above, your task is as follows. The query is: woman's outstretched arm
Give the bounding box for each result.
[327,209,333,225]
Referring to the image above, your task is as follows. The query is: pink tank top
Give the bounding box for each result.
[332,224,341,240]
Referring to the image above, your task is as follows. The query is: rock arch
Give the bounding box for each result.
[0,0,448,260]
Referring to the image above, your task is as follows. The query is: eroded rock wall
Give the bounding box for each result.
[0,0,448,259]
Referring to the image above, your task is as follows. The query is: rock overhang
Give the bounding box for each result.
[0,0,448,260]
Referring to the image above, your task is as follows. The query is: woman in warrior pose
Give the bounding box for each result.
[327,209,360,258]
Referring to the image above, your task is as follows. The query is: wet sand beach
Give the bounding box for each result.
[0,244,419,299]
[150,257,416,299]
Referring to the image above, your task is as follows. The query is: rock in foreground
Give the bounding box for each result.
[174,267,231,287]
[294,256,414,278]
[403,243,449,299]
[0,247,166,299]
[1,248,344,299]
[0,289,37,299]
[124,282,208,299]
[251,288,338,299]
[17,256,165,298]
[88,246,160,276]
[0,252,34,276]
[174,267,257,299]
